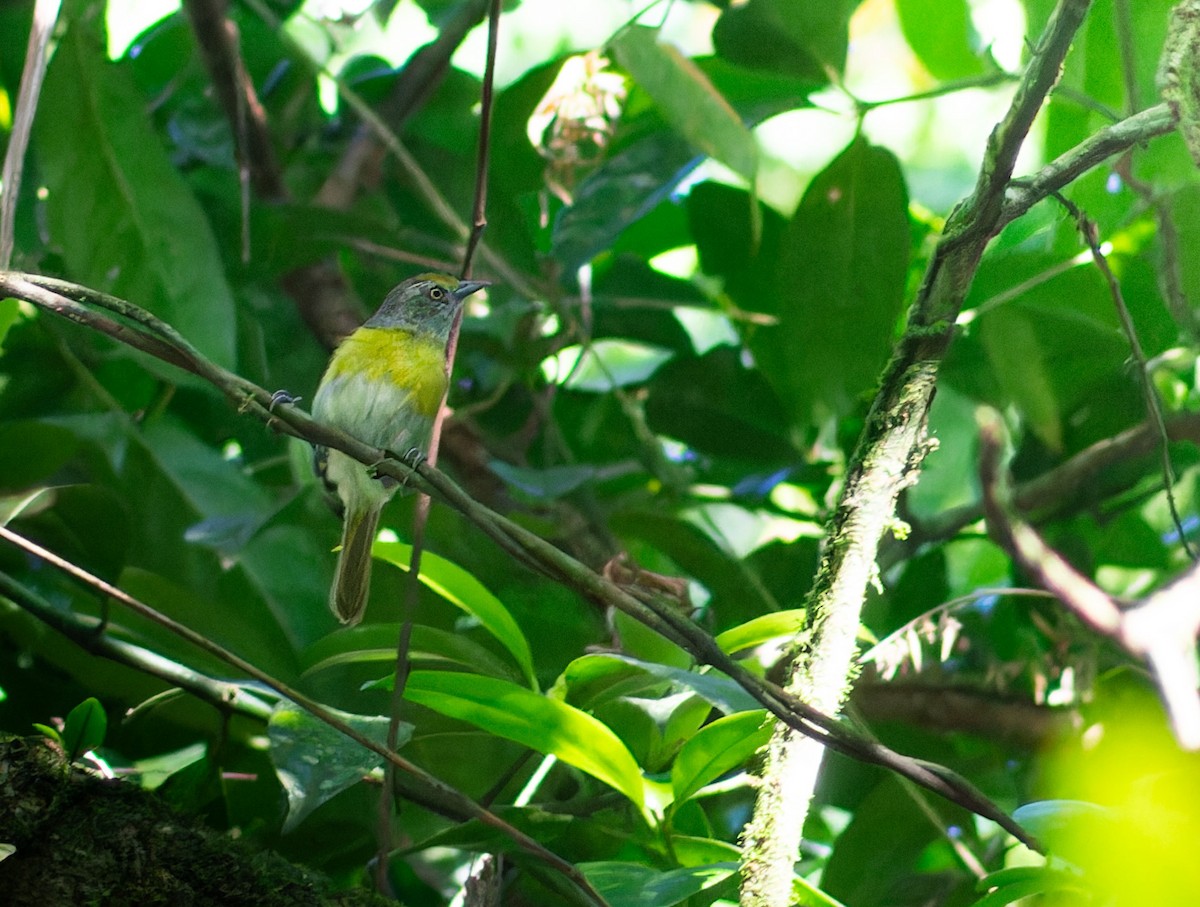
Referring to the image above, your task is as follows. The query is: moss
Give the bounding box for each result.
[0,736,391,907]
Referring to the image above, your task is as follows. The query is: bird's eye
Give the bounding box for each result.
[429,287,446,301]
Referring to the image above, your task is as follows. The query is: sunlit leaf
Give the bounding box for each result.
[670,709,770,807]
[302,623,522,683]
[588,653,760,715]
[542,340,674,391]
[400,671,646,813]
[61,697,107,763]
[896,0,986,80]
[715,610,807,654]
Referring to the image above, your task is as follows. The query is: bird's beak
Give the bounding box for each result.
[453,280,490,301]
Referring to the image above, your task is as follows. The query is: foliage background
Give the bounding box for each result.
[1,0,1199,905]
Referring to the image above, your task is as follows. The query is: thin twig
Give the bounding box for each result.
[857,70,1019,111]
[376,0,505,889]
[1052,192,1195,558]
[462,0,503,277]
[0,0,62,269]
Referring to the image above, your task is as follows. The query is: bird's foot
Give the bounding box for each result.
[270,389,301,409]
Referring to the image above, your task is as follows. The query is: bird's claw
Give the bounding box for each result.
[270,389,301,409]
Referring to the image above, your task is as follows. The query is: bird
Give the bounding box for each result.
[311,273,488,625]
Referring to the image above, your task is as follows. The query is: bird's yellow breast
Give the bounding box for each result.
[322,326,448,419]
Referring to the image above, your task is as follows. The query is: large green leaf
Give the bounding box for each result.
[751,137,910,420]
[35,14,236,367]
[613,26,757,181]
[670,709,770,807]
[552,130,696,270]
[823,775,972,907]
[714,610,807,655]
[713,0,851,81]
[401,671,646,812]
[895,0,986,80]
[979,306,1063,451]
[372,542,536,688]
[578,653,761,716]
[268,701,401,833]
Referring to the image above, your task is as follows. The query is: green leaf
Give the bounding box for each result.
[670,709,770,807]
[32,724,63,747]
[823,775,958,906]
[715,610,807,654]
[750,137,910,420]
[268,701,400,833]
[35,16,236,367]
[402,671,646,812]
[0,422,80,493]
[580,861,738,907]
[62,697,107,763]
[372,542,537,688]
[551,130,696,270]
[895,0,986,80]
[1011,800,1118,866]
[302,623,522,683]
[645,348,795,465]
[552,653,673,709]
[613,26,757,180]
[713,0,851,81]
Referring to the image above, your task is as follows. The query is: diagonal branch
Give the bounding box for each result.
[0,569,274,722]
[889,411,1200,569]
[978,410,1200,749]
[742,3,1094,903]
[0,269,1041,852]
[999,102,1177,227]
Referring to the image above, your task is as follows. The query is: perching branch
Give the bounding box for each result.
[0,269,1041,853]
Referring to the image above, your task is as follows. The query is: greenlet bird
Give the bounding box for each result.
[312,273,488,625]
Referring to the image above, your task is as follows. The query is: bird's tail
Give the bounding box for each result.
[330,504,381,625]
